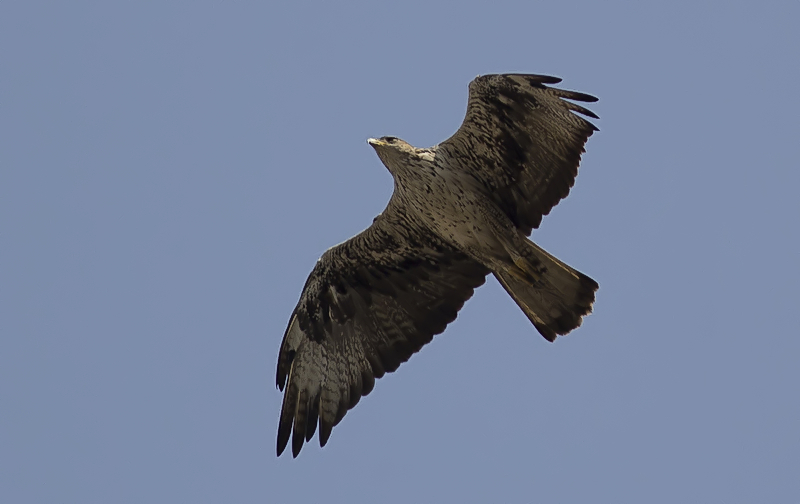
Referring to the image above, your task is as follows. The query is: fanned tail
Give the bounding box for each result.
[494,241,598,341]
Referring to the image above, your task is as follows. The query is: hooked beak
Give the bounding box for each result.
[367,138,386,147]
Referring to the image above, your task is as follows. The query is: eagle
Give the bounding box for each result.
[276,74,599,457]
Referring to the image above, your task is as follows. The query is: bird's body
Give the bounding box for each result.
[276,74,600,457]
[379,140,539,281]
[380,143,500,261]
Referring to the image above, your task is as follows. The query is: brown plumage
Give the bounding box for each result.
[276,74,599,457]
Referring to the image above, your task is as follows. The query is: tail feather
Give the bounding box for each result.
[494,241,598,341]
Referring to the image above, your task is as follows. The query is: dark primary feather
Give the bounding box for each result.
[437,74,598,235]
[276,197,489,457]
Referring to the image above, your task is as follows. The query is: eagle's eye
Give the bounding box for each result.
[383,136,397,143]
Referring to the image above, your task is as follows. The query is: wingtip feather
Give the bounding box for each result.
[319,419,333,447]
[277,418,291,457]
[525,74,563,84]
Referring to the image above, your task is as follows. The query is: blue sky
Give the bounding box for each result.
[2,1,799,502]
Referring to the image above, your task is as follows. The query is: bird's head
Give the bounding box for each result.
[367,136,419,174]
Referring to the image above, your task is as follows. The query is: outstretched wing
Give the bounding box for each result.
[276,197,489,457]
[437,74,598,235]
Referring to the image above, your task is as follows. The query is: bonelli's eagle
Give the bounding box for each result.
[277,74,599,457]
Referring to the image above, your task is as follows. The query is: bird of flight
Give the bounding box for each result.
[276,74,599,457]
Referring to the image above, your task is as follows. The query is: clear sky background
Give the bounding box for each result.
[2,2,799,503]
